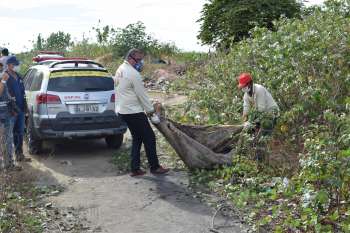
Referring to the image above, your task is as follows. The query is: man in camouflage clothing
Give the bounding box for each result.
[0,67,19,170]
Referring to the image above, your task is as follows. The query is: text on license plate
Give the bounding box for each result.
[74,104,99,113]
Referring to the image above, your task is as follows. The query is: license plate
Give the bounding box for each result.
[74,104,99,113]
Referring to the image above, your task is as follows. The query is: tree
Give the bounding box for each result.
[93,20,116,45]
[33,31,72,52]
[44,31,72,52]
[197,0,302,49]
[324,0,350,16]
[111,21,158,57]
[91,21,178,58]
[34,34,44,51]
[96,25,112,45]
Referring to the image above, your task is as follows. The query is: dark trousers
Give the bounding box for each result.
[119,112,160,172]
[12,111,25,157]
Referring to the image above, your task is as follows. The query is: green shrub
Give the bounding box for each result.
[187,2,350,231]
[68,39,111,59]
[188,5,350,131]
[294,110,350,231]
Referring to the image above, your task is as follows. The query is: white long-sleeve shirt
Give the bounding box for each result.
[114,61,154,114]
[243,84,279,115]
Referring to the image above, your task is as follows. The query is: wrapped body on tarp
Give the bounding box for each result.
[153,104,243,169]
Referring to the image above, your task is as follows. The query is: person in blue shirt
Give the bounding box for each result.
[2,56,31,162]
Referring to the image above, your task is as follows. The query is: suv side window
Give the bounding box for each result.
[24,69,33,90]
[30,71,44,91]
[24,69,37,91]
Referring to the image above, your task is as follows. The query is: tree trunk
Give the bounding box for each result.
[153,104,243,169]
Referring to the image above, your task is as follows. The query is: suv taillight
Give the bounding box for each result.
[36,94,61,104]
[110,94,115,103]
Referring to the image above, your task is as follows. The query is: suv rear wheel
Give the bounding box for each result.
[105,134,123,149]
[26,118,43,155]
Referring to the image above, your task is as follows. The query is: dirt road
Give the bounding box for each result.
[24,93,247,233]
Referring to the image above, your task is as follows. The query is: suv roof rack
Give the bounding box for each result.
[49,60,104,68]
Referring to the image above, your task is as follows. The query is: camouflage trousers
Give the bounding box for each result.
[0,118,15,169]
[236,118,277,162]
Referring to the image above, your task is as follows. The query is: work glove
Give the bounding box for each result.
[243,121,252,128]
[150,113,161,124]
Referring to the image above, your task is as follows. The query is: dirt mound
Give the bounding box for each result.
[153,69,178,81]
[145,62,188,90]
[94,53,113,66]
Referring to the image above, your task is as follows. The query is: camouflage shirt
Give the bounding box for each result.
[0,81,11,120]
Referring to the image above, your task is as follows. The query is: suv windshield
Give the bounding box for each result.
[48,72,114,92]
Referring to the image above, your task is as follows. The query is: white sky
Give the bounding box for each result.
[0,0,325,53]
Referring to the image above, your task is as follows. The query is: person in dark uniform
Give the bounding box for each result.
[2,56,31,162]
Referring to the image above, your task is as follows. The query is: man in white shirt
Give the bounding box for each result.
[236,72,280,162]
[237,72,279,133]
[115,49,169,177]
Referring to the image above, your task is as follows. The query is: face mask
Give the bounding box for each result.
[241,86,250,93]
[133,60,144,72]
[14,65,20,72]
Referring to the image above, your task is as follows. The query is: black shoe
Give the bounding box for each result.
[4,164,22,171]
[16,155,32,162]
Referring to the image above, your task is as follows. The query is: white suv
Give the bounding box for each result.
[24,59,127,154]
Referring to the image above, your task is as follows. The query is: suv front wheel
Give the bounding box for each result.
[105,134,123,149]
[26,118,43,155]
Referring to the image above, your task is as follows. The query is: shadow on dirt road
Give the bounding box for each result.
[31,138,119,179]
[23,92,247,233]
[24,136,247,233]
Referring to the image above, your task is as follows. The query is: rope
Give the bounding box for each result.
[210,203,239,233]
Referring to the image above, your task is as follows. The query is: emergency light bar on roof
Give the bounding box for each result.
[37,51,64,55]
[33,56,88,63]
[32,51,65,62]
